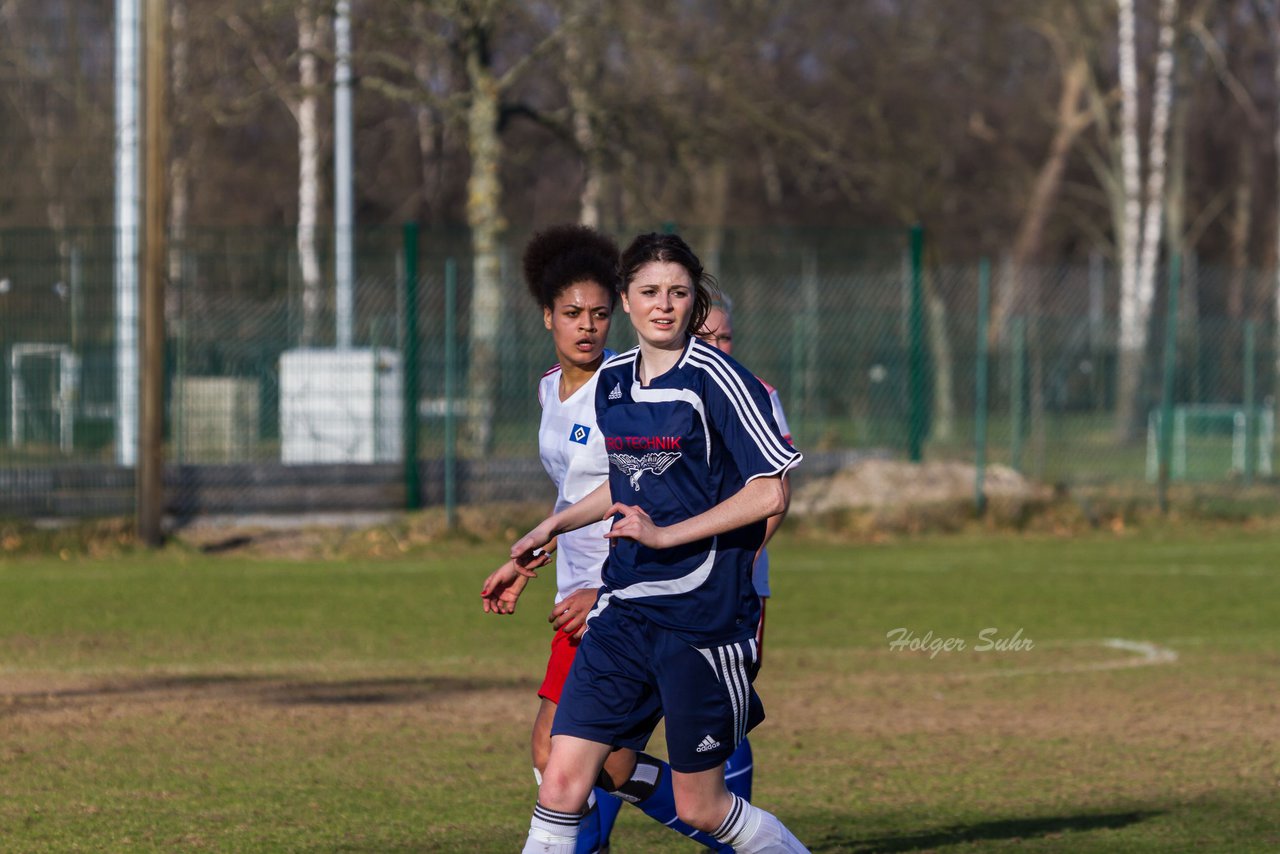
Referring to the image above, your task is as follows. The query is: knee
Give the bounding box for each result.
[537,763,592,814]
[675,797,728,833]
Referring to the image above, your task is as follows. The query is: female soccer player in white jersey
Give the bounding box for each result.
[480,226,728,853]
[511,233,809,853]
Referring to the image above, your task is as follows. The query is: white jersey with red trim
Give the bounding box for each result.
[538,357,614,604]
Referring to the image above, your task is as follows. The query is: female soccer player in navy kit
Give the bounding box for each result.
[696,294,796,804]
[481,226,729,853]
[512,233,809,853]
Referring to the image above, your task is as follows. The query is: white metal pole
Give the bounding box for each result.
[115,0,141,465]
[334,0,355,349]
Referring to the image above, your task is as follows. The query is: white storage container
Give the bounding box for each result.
[279,348,402,464]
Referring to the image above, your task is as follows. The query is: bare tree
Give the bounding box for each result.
[560,0,606,227]
[364,0,568,454]
[226,1,328,346]
[1114,0,1178,442]
[1261,0,1280,409]
[0,1,109,245]
[989,3,1096,343]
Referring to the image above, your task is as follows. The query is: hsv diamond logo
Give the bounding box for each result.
[609,451,682,491]
[569,423,590,445]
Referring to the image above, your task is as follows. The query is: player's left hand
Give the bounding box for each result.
[603,503,666,549]
[549,587,597,639]
[511,522,557,577]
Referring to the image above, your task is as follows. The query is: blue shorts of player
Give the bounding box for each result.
[552,602,764,772]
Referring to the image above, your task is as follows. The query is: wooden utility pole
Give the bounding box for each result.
[138,0,168,546]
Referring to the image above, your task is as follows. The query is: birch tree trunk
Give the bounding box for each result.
[462,22,504,456]
[1115,0,1177,442]
[296,2,324,347]
[563,12,603,228]
[925,279,954,443]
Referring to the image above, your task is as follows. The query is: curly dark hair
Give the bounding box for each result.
[619,232,719,337]
[522,224,620,310]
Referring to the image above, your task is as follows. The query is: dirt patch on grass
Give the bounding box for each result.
[3,647,1271,751]
[0,672,537,721]
[3,653,1275,851]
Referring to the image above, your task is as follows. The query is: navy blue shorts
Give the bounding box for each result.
[550,603,764,773]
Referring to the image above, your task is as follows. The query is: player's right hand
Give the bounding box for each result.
[511,522,556,577]
[480,560,530,615]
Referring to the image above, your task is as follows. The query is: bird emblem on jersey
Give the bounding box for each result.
[609,451,682,490]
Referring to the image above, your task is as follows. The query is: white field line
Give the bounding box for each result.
[962,637,1178,679]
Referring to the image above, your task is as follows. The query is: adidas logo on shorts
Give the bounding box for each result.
[695,734,721,753]
[608,383,622,400]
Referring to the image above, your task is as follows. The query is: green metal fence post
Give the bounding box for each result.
[1011,317,1026,472]
[975,258,990,514]
[1157,252,1182,513]
[402,223,421,510]
[444,257,459,530]
[1244,318,1256,485]
[907,224,926,462]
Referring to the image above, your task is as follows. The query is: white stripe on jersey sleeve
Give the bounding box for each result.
[687,346,789,465]
[688,348,796,471]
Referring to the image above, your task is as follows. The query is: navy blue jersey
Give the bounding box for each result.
[590,336,802,643]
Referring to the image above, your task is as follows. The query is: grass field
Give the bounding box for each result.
[1,526,1278,852]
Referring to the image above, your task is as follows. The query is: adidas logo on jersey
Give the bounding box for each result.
[695,734,721,753]
[608,382,622,400]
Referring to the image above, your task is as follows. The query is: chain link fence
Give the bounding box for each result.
[1,226,1277,519]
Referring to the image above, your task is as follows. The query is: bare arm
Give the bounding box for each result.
[759,476,790,552]
[606,475,788,550]
[510,479,613,574]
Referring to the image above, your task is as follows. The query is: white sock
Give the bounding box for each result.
[522,802,582,854]
[712,794,809,853]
